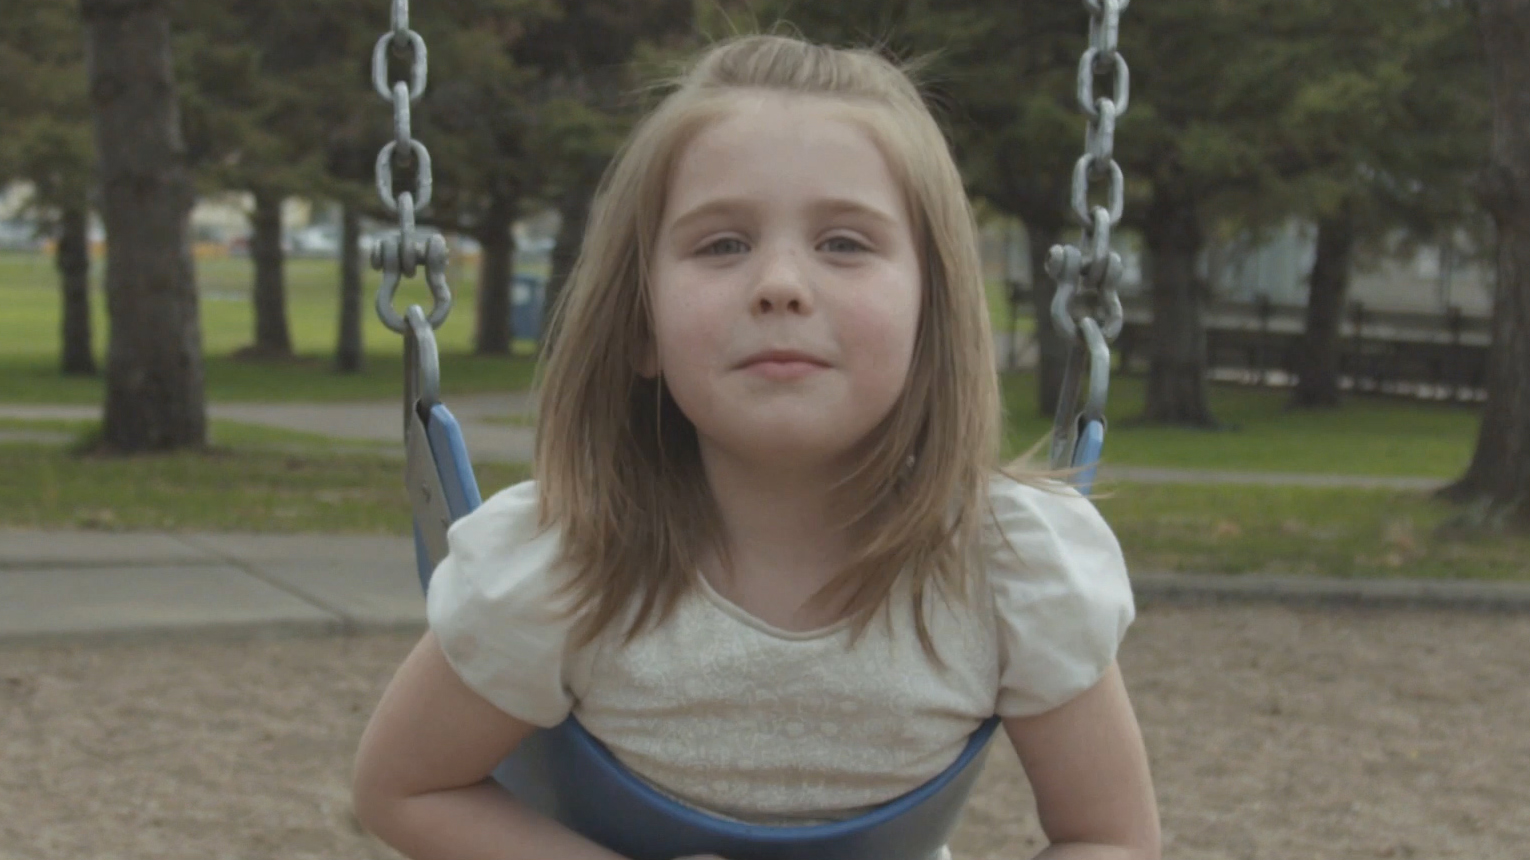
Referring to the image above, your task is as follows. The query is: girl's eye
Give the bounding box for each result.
[821,235,868,254]
[699,237,749,256]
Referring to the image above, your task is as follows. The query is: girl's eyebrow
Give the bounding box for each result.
[665,199,749,235]
[809,198,901,230]
[665,197,901,235]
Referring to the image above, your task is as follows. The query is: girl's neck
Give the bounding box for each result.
[698,445,855,595]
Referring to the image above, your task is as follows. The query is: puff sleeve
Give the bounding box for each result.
[425,480,578,728]
[987,475,1136,718]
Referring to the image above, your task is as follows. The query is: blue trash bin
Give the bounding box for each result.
[510,273,546,341]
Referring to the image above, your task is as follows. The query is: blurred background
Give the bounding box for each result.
[1,0,1526,568]
[4,4,1530,859]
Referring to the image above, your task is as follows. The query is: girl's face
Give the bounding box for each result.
[648,92,922,474]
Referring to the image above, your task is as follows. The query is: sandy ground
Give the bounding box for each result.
[3,604,1527,860]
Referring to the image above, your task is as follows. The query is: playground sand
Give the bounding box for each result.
[3,604,1526,860]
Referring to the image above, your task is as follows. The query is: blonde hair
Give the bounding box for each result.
[535,33,1042,658]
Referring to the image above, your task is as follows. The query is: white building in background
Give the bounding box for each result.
[1199,220,1494,315]
[988,216,1494,316]
[0,181,319,253]
[187,192,314,243]
[0,183,32,220]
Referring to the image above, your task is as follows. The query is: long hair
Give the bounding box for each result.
[535,33,1042,659]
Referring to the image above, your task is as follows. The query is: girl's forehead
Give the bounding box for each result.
[687,91,879,154]
[663,93,909,223]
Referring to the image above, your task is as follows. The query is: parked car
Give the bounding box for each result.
[288,225,341,258]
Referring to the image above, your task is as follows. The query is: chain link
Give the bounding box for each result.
[371,0,451,333]
[1049,0,1129,344]
[1048,0,1130,471]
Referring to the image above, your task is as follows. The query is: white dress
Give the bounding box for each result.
[426,473,1136,848]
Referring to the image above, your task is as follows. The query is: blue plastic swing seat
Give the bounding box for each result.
[1071,418,1105,497]
[408,401,1003,860]
[489,711,1000,860]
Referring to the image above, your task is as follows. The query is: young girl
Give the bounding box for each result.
[352,33,1160,860]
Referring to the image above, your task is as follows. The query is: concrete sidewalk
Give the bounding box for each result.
[0,528,425,643]
[5,527,1530,645]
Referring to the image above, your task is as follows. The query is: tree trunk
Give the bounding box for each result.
[56,203,96,376]
[1291,200,1356,408]
[335,202,364,373]
[247,187,292,357]
[82,0,206,452]
[1437,0,1530,532]
[541,186,592,356]
[1028,222,1066,417]
[1140,180,1217,426]
[474,196,516,355]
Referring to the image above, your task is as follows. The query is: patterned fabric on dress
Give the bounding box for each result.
[427,474,1135,824]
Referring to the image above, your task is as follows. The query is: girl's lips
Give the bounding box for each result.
[737,349,829,367]
[743,359,826,381]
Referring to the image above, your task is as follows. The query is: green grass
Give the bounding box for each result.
[1097,482,1530,582]
[2,435,1521,580]
[474,412,538,428]
[0,416,392,451]
[0,251,542,402]
[997,372,1479,479]
[5,369,1476,479]
[0,441,529,533]
[0,404,1515,580]
[5,251,1516,580]
[0,250,555,358]
[5,251,1479,480]
[1,365,1483,481]
[0,351,541,404]
[0,417,82,434]
[986,277,1034,341]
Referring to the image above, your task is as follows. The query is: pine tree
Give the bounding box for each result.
[0,1,98,375]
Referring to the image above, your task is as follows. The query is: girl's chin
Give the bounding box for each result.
[702,434,862,470]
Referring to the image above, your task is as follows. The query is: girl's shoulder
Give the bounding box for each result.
[983,472,1124,560]
[428,478,577,627]
[981,472,1136,717]
[443,478,546,559]
[425,478,580,727]
[429,478,571,599]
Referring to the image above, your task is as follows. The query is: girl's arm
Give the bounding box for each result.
[351,631,628,860]
[1002,661,1162,860]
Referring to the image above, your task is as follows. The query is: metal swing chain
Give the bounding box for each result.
[1046,0,1130,469]
[371,0,452,335]
[371,0,453,557]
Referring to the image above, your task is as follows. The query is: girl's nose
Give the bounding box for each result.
[751,247,813,316]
